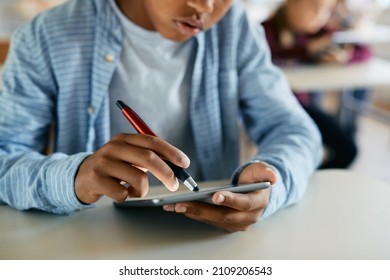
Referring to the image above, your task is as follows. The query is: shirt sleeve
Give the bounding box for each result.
[0,16,94,214]
[348,44,372,64]
[234,15,323,219]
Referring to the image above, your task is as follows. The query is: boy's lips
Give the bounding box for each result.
[174,18,203,37]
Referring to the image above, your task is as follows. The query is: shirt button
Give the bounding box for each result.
[88,105,95,114]
[105,54,115,63]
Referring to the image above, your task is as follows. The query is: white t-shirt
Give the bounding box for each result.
[108,0,200,185]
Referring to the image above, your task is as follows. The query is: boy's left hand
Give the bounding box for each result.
[163,162,277,232]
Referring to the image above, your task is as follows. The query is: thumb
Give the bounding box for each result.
[238,162,277,185]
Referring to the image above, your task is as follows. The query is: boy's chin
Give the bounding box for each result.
[160,32,197,43]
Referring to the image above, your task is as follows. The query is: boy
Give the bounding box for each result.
[0,0,322,232]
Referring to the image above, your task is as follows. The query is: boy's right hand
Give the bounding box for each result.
[74,133,190,204]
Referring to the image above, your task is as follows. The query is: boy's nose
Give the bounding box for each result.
[187,0,214,14]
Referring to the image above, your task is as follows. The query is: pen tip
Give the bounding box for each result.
[116,100,127,110]
[193,186,199,192]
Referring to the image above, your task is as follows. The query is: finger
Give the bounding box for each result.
[90,176,129,203]
[105,140,179,191]
[238,164,277,185]
[126,147,179,191]
[211,189,269,212]
[76,156,126,204]
[163,202,260,232]
[164,202,233,224]
[113,133,190,168]
[102,160,149,198]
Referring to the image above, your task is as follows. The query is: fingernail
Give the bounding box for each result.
[163,205,174,212]
[177,151,190,167]
[166,178,179,192]
[176,206,187,213]
[215,194,225,204]
[171,178,179,191]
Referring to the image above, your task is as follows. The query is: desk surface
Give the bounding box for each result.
[332,24,390,45]
[1,170,389,260]
[282,57,390,92]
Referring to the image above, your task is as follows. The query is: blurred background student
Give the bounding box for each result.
[261,0,379,169]
[327,0,380,136]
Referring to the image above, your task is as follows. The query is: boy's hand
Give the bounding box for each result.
[74,133,190,204]
[163,162,277,232]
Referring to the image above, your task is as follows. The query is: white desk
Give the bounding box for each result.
[282,57,390,123]
[282,57,390,92]
[333,24,390,45]
[1,170,389,260]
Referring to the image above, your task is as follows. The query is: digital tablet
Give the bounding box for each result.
[114,181,271,207]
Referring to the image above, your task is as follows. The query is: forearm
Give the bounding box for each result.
[0,151,93,214]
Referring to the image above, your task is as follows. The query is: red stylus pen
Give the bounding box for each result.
[116,100,199,192]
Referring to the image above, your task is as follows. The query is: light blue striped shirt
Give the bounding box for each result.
[0,0,322,217]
